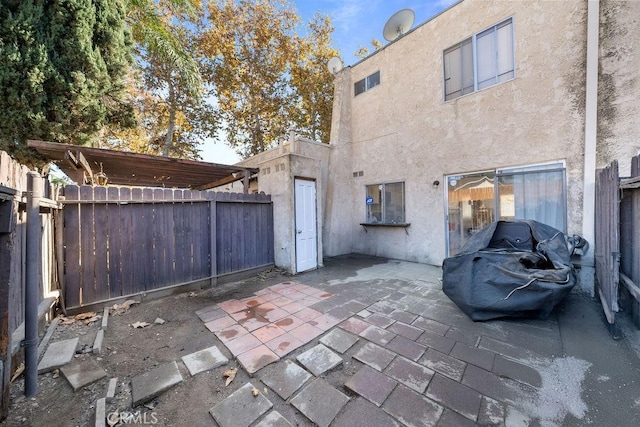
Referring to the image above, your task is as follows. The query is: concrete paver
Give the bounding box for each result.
[419,348,467,381]
[205,315,236,333]
[491,354,542,388]
[131,361,183,407]
[332,397,401,427]
[236,345,279,374]
[426,373,482,421]
[478,395,505,425]
[261,360,312,399]
[290,379,349,427]
[192,257,640,426]
[382,384,444,427]
[288,323,323,344]
[226,333,261,357]
[339,317,370,334]
[319,328,358,354]
[344,365,397,406]
[274,315,305,332]
[253,324,286,343]
[353,342,396,371]
[196,307,227,323]
[385,335,426,361]
[181,345,229,376]
[265,332,305,357]
[359,324,397,346]
[411,316,450,336]
[60,359,107,391]
[254,411,294,427]
[365,312,396,329]
[308,313,341,331]
[384,356,434,393]
[209,382,273,427]
[296,344,343,376]
[37,338,79,374]
[387,321,423,340]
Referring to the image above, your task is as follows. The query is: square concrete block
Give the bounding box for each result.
[61,359,107,391]
[209,382,273,427]
[383,385,444,427]
[265,332,305,357]
[319,328,359,354]
[261,360,312,399]
[344,365,397,407]
[384,356,434,394]
[131,361,184,407]
[38,338,79,374]
[291,379,350,427]
[419,348,467,382]
[333,397,401,427]
[426,374,482,421]
[385,335,427,361]
[296,344,343,376]
[359,325,396,346]
[254,411,294,427]
[237,345,279,375]
[181,345,229,376]
[353,342,396,372]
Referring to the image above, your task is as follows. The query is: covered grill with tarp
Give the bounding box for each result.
[442,220,575,321]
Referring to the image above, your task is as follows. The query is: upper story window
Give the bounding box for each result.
[444,18,514,101]
[355,71,380,96]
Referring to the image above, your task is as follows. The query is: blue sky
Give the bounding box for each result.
[200,0,458,164]
[296,0,458,65]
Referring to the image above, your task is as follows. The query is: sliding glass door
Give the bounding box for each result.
[446,162,566,256]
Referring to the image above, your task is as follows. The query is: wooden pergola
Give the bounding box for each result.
[28,140,257,192]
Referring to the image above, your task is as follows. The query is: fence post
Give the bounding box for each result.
[24,172,42,396]
[0,187,17,419]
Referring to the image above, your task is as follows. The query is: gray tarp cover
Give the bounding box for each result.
[442,220,575,321]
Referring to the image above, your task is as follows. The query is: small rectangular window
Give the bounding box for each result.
[443,18,514,101]
[365,182,405,224]
[355,70,381,96]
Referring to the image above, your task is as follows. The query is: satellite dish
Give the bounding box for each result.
[383,8,415,42]
[327,56,343,75]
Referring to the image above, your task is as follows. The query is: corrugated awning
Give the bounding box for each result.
[28,140,257,190]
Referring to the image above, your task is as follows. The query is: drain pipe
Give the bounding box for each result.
[24,172,42,396]
[579,0,599,294]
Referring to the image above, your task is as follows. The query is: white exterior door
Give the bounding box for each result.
[295,179,317,272]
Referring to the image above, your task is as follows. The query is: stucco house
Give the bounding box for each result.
[235,0,639,293]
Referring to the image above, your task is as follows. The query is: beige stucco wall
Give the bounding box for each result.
[598,0,640,176]
[326,0,589,265]
[237,137,331,273]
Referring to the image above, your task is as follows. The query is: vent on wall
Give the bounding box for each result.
[353,171,364,177]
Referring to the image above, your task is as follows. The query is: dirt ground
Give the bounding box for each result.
[4,267,338,427]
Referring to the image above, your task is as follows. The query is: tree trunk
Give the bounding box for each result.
[162,83,176,157]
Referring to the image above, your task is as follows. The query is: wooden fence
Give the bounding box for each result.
[595,155,640,330]
[619,156,640,328]
[0,151,60,416]
[594,161,620,326]
[62,185,274,310]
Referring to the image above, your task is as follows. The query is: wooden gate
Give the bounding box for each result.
[62,186,273,310]
[595,161,620,325]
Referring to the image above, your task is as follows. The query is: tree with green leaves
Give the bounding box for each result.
[199,0,338,157]
[120,0,215,158]
[290,14,339,143]
[0,0,134,165]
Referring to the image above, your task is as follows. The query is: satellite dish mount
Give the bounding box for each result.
[383,9,415,42]
[327,56,343,75]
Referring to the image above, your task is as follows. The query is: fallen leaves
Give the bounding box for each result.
[110,300,139,315]
[58,312,101,325]
[130,321,151,329]
[223,368,237,386]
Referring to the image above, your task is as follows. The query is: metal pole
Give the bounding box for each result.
[25,172,42,396]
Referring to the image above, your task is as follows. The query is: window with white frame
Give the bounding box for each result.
[365,182,405,224]
[444,18,514,101]
[355,71,380,96]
